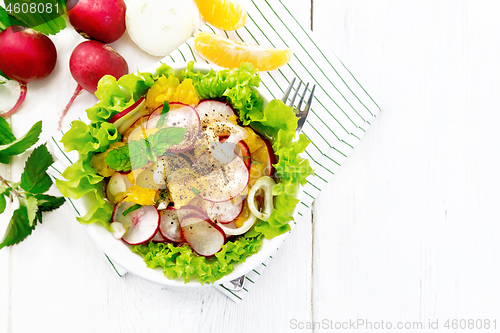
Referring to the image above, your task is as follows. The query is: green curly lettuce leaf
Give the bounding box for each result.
[183,61,263,125]
[55,159,112,227]
[251,101,314,239]
[131,231,263,284]
[87,63,174,123]
[60,120,120,158]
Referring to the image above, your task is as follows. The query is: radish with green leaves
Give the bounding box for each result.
[0,26,57,118]
[59,40,129,128]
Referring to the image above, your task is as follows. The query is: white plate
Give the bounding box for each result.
[63,62,291,287]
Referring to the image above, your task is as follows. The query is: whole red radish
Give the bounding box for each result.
[67,0,126,43]
[0,26,57,117]
[59,40,128,128]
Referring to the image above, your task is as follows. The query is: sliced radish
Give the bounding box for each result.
[220,136,251,169]
[109,97,145,123]
[208,199,244,224]
[112,201,159,245]
[176,206,207,220]
[180,214,226,256]
[159,208,184,242]
[109,97,149,134]
[192,153,249,202]
[184,196,213,216]
[147,103,201,152]
[204,121,248,145]
[262,137,276,176]
[196,100,236,126]
[152,230,168,242]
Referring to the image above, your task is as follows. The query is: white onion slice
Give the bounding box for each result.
[217,211,257,236]
[247,176,276,221]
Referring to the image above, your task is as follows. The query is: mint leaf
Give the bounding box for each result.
[105,145,132,172]
[0,121,42,162]
[20,144,54,194]
[123,204,141,216]
[150,127,186,156]
[35,194,65,213]
[24,195,38,226]
[0,117,16,145]
[0,194,6,214]
[0,204,33,250]
[129,138,155,169]
[0,117,17,163]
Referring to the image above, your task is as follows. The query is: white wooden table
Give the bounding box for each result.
[2,1,500,332]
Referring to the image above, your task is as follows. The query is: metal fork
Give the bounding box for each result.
[222,78,316,292]
[282,77,316,134]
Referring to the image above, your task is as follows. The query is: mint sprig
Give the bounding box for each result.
[0,121,65,250]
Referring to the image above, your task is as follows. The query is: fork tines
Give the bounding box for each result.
[282,78,316,113]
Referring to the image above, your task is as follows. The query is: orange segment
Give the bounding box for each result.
[193,0,247,31]
[146,76,200,109]
[146,75,180,109]
[123,185,157,206]
[194,32,292,71]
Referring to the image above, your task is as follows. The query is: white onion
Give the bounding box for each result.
[247,176,276,221]
[126,0,194,56]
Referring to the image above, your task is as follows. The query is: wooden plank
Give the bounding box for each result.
[0,123,12,332]
[312,0,500,328]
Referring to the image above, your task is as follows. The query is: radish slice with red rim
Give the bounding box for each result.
[152,230,167,242]
[109,97,145,123]
[204,121,248,146]
[220,136,251,169]
[184,196,214,217]
[112,201,159,245]
[196,100,236,126]
[191,153,249,203]
[208,199,244,224]
[110,97,149,134]
[159,208,184,242]
[146,103,201,152]
[180,214,226,256]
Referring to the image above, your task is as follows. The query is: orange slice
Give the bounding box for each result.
[193,32,292,71]
[193,0,247,31]
[146,76,200,109]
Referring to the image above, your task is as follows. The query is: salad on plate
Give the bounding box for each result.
[55,61,313,284]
